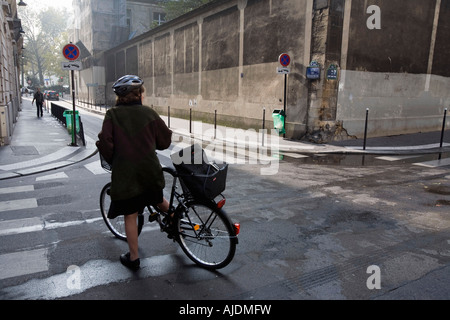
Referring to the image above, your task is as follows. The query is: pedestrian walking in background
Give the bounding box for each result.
[96,75,173,271]
[32,88,44,118]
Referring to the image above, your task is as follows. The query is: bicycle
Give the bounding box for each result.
[99,144,239,270]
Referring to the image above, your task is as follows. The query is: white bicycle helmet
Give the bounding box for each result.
[112,75,144,96]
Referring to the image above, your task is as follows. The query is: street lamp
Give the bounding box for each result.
[18,1,27,6]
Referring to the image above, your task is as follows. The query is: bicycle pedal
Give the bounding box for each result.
[149,212,159,222]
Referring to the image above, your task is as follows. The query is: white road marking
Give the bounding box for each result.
[0,253,180,299]
[0,217,43,236]
[0,185,34,194]
[376,155,421,162]
[84,160,107,175]
[36,172,69,181]
[0,198,38,213]
[0,248,48,280]
[281,152,309,159]
[414,157,450,168]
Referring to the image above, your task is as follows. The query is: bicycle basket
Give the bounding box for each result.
[99,153,112,172]
[171,144,228,200]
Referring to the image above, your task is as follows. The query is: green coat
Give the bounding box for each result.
[96,104,172,201]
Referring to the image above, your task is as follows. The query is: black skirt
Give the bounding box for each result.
[107,189,164,219]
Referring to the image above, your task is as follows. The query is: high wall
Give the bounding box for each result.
[336,0,450,138]
[103,0,311,137]
[99,0,450,141]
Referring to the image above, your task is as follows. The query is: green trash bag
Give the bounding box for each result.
[272,109,286,135]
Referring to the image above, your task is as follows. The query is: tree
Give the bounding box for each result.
[20,5,71,87]
[162,0,214,21]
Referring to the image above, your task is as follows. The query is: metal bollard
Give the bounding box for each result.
[363,108,369,150]
[440,108,447,148]
[168,106,170,128]
[262,108,266,147]
[189,108,192,134]
[214,110,217,139]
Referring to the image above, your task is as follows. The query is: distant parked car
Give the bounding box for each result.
[46,90,59,101]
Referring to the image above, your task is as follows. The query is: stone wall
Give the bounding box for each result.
[336,0,450,139]
[99,0,450,141]
[104,0,311,137]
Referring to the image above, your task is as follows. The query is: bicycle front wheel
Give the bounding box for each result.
[99,182,144,241]
[176,201,237,269]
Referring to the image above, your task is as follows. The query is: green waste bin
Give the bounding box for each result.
[272,109,286,135]
[63,110,80,134]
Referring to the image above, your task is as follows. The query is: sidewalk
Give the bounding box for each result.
[74,99,450,154]
[0,97,449,180]
[0,97,96,180]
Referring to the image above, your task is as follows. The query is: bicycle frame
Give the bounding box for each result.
[159,166,234,241]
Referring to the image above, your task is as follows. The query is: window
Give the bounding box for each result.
[153,12,166,26]
[127,8,131,34]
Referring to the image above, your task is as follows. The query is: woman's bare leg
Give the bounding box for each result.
[124,212,139,261]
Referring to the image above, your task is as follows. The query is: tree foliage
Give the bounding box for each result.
[20,5,71,88]
[162,0,214,21]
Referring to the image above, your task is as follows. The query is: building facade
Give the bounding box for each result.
[70,0,166,105]
[0,0,24,146]
[80,0,450,141]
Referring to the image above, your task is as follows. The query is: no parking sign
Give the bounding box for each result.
[62,43,80,61]
[277,53,291,74]
[279,53,291,67]
[62,43,81,146]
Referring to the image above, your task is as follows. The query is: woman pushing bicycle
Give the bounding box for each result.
[96,75,172,271]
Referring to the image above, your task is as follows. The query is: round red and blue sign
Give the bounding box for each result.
[279,53,291,67]
[63,44,80,61]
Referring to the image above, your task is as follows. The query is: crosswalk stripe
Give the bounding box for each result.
[0,198,38,213]
[0,217,42,236]
[0,216,104,237]
[168,142,276,164]
[413,157,450,168]
[84,160,108,175]
[281,152,309,159]
[0,185,34,194]
[376,155,421,162]
[0,248,48,280]
[36,172,69,181]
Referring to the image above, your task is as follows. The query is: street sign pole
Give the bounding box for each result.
[62,43,80,147]
[70,69,77,146]
[283,73,287,138]
[279,53,291,138]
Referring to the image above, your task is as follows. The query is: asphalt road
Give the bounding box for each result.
[0,109,449,308]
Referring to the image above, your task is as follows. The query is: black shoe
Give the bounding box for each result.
[120,252,140,271]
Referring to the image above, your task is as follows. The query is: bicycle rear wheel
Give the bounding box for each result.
[176,201,237,269]
[99,182,144,241]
